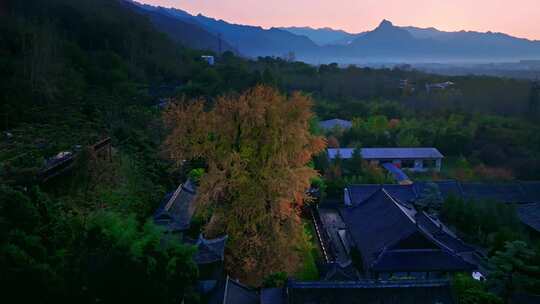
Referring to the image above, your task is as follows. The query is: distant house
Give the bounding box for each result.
[39,151,75,182]
[328,147,444,172]
[319,119,352,131]
[202,55,215,65]
[425,81,455,93]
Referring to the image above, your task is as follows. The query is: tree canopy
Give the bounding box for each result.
[163,85,326,284]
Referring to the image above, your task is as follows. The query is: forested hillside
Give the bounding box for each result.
[2,0,540,303]
[1,0,205,302]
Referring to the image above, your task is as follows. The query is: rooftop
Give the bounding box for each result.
[340,189,475,273]
[347,180,540,207]
[287,279,455,304]
[319,119,353,130]
[327,147,444,160]
[361,147,444,160]
[382,162,411,184]
[517,203,540,233]
[208,276,259,304]
[186,234,228,264]
[153,179,197,232]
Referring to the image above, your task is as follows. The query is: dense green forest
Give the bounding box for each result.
[1,0,204,302]
[2,0,540,303]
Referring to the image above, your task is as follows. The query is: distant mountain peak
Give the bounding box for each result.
[378,19,394,28]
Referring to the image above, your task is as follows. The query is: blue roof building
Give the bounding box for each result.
[153,179,197,232]
[319,119,353,131]
[339,189,476,279]
[382,162,412,184]
[328,147,444,172]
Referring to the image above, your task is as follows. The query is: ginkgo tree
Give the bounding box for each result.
[163,86,326,284]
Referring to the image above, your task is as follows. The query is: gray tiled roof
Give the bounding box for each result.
[321,262,361,281]
[208,276,259,304]
[153,179,197,232]
[517,203,540,233]
[415,212,474,253]
[460,182,528,203]
[340,189,475,273]
[223,277,259,304]
[347,184,417,206]
[361,148,444,160]
[328,148,356,159]
[371,249,475,272]
[414,180,463,201]
[328,147,444,160]
[260,288,285,304]
[188,234,228,264]
[351,180,540,207]
[319,119,353,130]
[520,182,540,202]
[287,279,455,304]
[340,189,419,268]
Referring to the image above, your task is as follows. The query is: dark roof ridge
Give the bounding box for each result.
[346,186,415,209]
[164,183,184,211]
[226,276,257,292]
[382,248,445,253]
[346,185,385,208]
[417,211,458,237]
[288,279,451,289]
[381,188,416,222]
[369,234,417,270]
[197,234,229,245]
[182,178,197,193]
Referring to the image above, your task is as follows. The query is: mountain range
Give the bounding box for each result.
[129,1,540,64]
[279,26,359,46]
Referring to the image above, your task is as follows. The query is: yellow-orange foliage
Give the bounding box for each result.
[163,86,326,284]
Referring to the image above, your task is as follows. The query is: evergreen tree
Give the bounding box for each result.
[489,241,540,302]
[415,182,443,214]
[348,145,364,176]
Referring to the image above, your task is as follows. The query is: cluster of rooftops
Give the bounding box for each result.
[204,276,455,304]
[152,175,540,303]
[153,179,227,265]
[344,181,540,233]
[338,186,478,277]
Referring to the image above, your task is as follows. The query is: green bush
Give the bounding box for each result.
[453,273,502,304]
[188,168,205,184]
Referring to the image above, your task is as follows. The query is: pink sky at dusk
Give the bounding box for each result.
[139,0,540,40]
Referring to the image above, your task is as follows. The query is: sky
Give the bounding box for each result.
[139,0,540,40]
